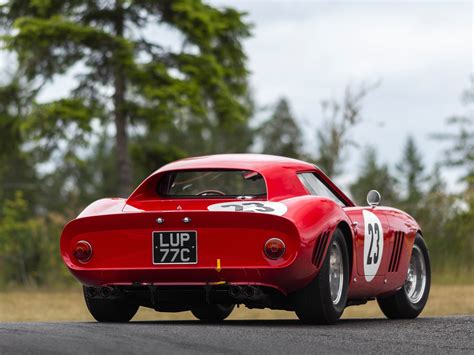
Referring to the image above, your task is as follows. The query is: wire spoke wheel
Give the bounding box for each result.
[293,228,349,324]
[404,244,427,304]
[329,241,344,305]
[377,234,431,319]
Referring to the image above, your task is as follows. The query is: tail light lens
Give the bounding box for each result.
[264,238,286,260]
[72,240,92,263]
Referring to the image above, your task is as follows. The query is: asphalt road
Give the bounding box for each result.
[0,316,472,354]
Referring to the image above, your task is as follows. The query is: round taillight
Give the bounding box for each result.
[72,240,92,263]
[264,238,286,260]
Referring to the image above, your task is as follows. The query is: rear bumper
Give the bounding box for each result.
[69,260,313,295]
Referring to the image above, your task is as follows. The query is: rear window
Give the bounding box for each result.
[157,170,267,198]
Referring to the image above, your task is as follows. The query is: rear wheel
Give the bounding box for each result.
[83,286,139,322]
[293,228,349,324]
[377,234,431,319]
[191,304,235,322]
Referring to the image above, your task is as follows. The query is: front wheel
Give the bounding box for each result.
[377,233,431,319]
[191,304,235,322]
[83,286,139,322]
[293,228,349,324]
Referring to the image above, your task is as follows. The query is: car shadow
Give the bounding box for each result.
[122,317,434,327]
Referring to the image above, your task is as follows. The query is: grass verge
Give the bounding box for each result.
[0,284,472,322]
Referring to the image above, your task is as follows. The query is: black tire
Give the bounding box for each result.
[191,304,235,322]
[293,228,350,325]
[83,286,139,322]
[377,234,431,319]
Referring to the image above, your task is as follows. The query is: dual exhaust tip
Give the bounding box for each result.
[88,285,264,301]
[228,285,263,301]
[86,286,117,299]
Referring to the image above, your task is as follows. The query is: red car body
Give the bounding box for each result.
[61,154,425,321]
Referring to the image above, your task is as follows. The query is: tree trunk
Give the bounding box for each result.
[113,2,132,197]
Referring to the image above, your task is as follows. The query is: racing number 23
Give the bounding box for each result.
[221,202,274,213]
[366,223,380,265]
[207,201,288,216]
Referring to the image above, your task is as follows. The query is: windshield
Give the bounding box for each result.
[157,170,267,198]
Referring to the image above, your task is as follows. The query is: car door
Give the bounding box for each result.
[344,207,391,281]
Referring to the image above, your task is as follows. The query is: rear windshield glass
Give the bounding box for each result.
[157,170,267,198]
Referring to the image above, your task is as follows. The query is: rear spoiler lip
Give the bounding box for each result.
[122,197,270,213]
[65,209,298,232]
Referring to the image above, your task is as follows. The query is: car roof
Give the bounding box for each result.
[128,154,355,206]
[157,154,317,173]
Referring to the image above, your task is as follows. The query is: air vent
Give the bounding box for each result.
[388,231,405,272]
[313,230,330,268]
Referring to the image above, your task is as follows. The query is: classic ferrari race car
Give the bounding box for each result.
[60,154,431,324]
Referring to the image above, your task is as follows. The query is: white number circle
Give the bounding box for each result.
[207,201,287,216]
[363,210,384,282]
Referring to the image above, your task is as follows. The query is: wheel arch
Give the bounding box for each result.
[282,195,354,286]
[336,221,354,278]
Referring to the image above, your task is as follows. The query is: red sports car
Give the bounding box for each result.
[60,154,431,324]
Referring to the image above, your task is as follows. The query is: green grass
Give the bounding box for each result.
[431,266,474,285]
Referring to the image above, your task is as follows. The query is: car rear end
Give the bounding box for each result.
[60,168,314,310]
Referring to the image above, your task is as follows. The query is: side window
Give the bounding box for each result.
[297,173,345,206]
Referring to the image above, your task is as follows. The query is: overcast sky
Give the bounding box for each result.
[1,1,472,191]
[212,0,473,189]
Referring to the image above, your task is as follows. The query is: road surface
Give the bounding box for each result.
[0,316,472,354]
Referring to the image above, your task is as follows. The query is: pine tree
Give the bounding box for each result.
[0,78,39,215]
[396,135,425,205]
[349,146,398,206]
[435,77,474,196]
[258,98,303,159]
[1,0,252,196]
[431,77,474,280]
[416,164,453,238]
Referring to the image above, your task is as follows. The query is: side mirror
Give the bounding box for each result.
[367,190,381,207]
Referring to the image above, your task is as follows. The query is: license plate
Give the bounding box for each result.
[153,231,197,264]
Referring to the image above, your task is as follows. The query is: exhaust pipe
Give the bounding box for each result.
[243,286,256,299]
[229,285,264,301]
[86,287,98,298]
[100,287,112,298]
[244,286,264,301]
[229,285,243,299]
[86,286,121,299]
